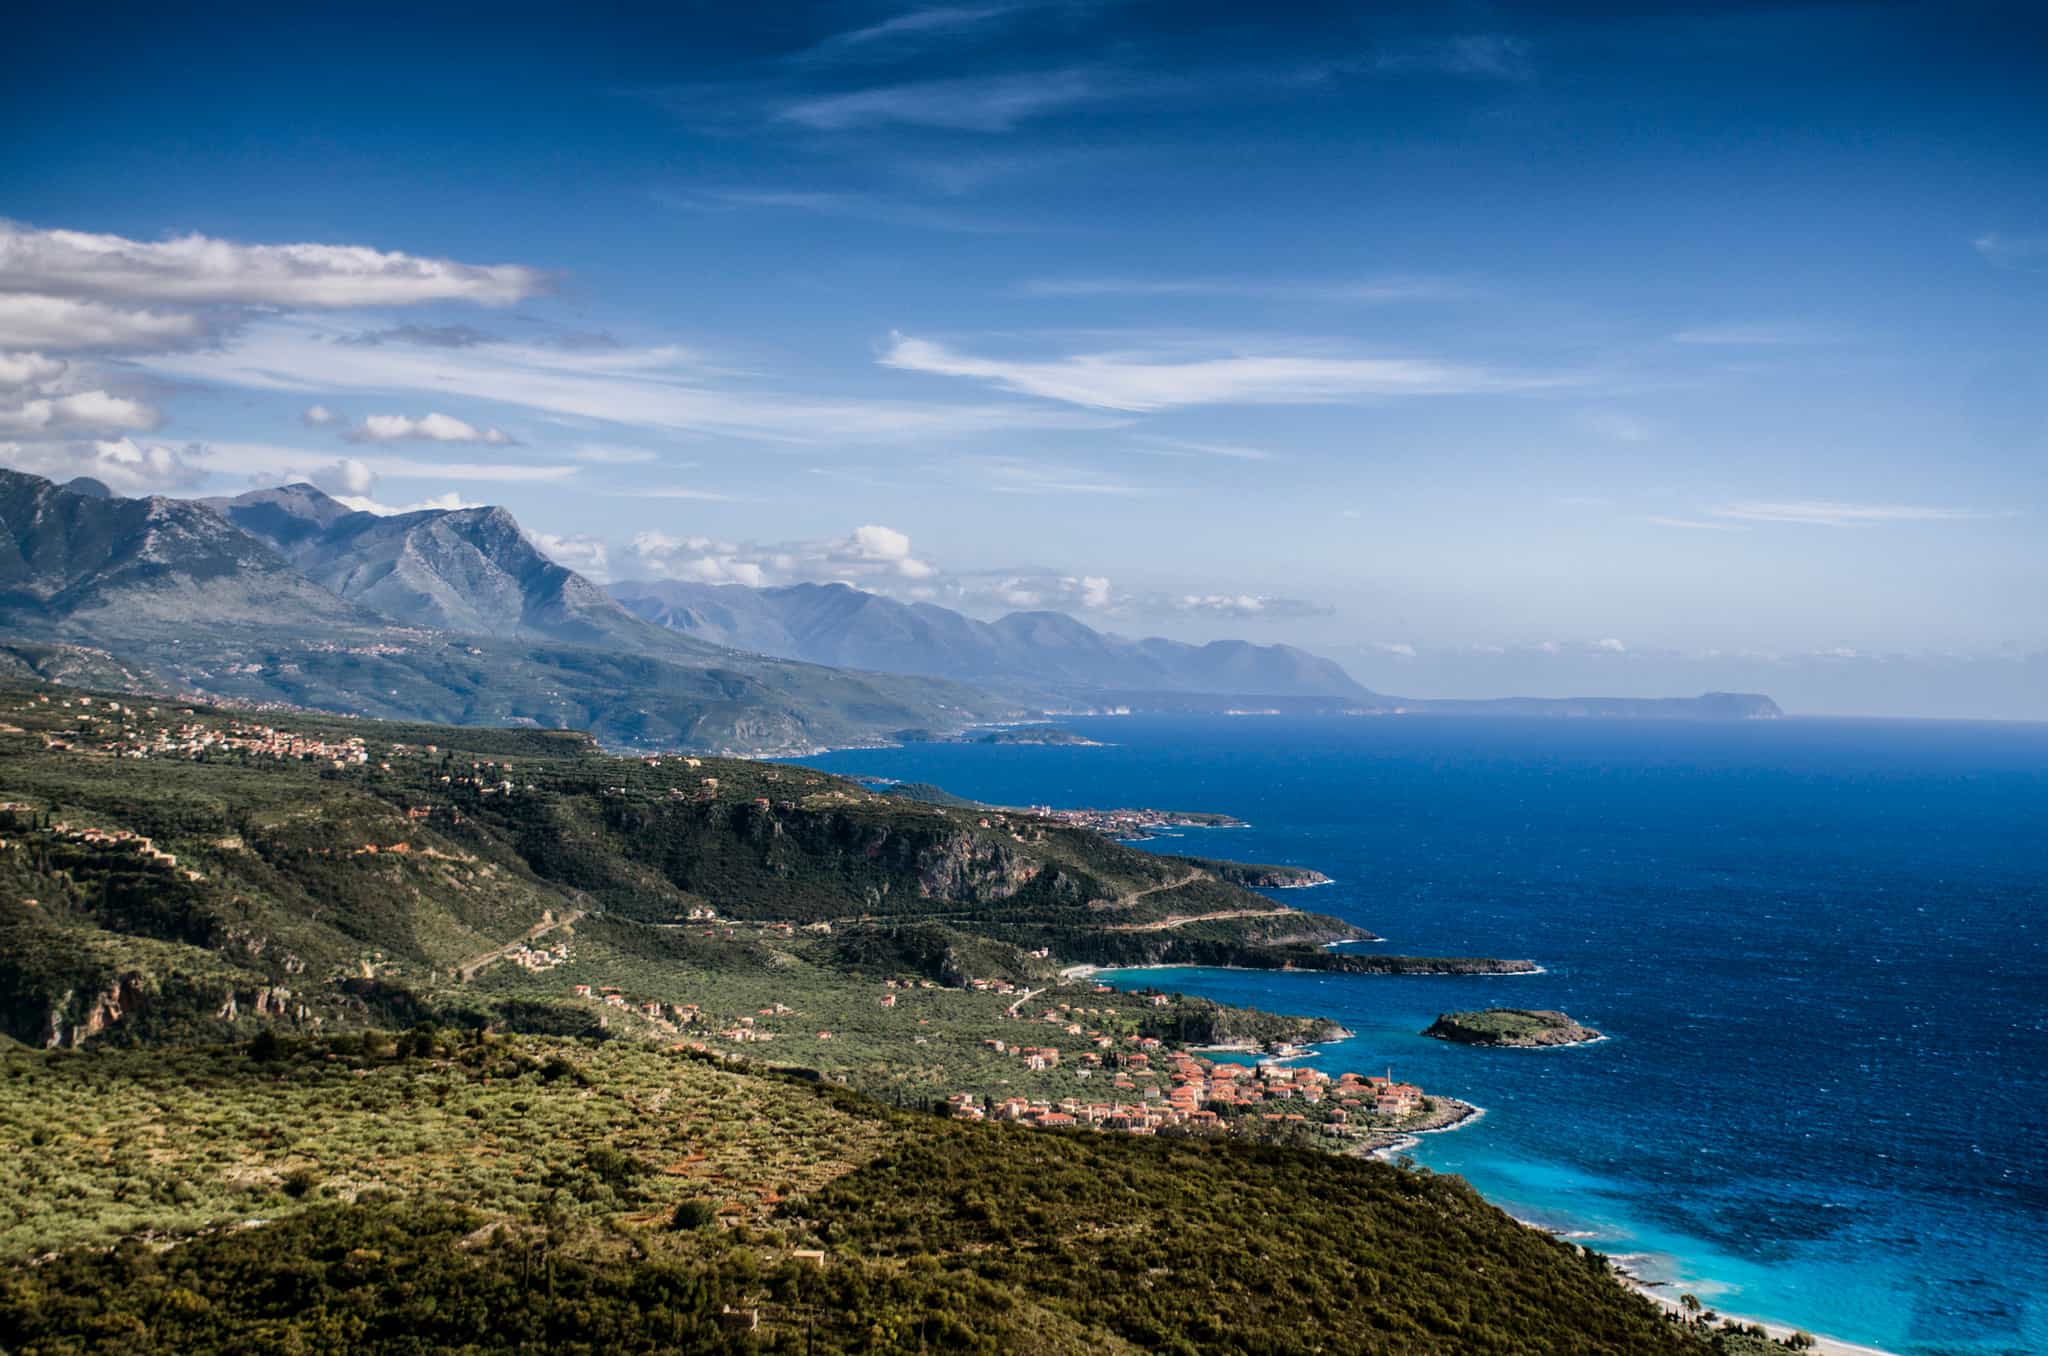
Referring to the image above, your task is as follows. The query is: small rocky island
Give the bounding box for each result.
[974,726,1104,746]
[892,726,1106,747]
[1424,1009,1604,1048]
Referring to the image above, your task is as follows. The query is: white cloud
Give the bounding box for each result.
[331,490,482,516]
[609,522,1330,624]
[0,294,206,350]
[530,531,612,580]
[309,457,376,497]
[629,523,939,587]
[1373,642,1418,658]
[0,351,66,390]
[301,404,340,426]
[628,534,769,587]
[140,317,1117,443]
[0,389,158,435]
[0,222,545,307]
[1711,500,1990,527]
[346,411,514,445]
[882,333,1563,412]
[1594,637,1627,653]
[936,569,1326,621]
[0,436,208,495]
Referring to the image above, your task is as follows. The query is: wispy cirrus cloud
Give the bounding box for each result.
[138,318,1120,444]
[1972,231,2047,272]
[882,332,1567,412]
[970,455,1162,495]
[1671,322,1833,346]
[1644,515,1747,532]
[1371,33,1533,81]
[196,440,579,487]
[1710,500,1994,527]
[340,323,495,348]
[662,186,1027,234]
[795,4,1027,65]
[1018,275,1470,303]
[1132,435,1275,462]
[773,67,1123,132]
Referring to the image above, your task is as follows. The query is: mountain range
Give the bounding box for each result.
[0,468,1780,750]
[609,578,1369,699]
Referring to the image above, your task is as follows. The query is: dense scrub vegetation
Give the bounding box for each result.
[0,1029,1729,1355]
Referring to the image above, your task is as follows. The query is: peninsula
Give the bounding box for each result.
[1426,1009,1605,1047]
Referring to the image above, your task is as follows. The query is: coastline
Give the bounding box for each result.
[1352,1098,1486,1160]
[1618,1274,1903,1356]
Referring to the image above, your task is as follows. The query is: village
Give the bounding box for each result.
[523,939,1445,1153]
[0,801,205,883]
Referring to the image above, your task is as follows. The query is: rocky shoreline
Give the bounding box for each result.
[1346,1097,1486,1159]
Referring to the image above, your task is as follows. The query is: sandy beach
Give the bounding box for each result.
[1620,1274,1903,1356]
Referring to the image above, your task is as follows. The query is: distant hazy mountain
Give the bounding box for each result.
[0,469,1781,748]
[206,484,674,651]
[609,579,1372,699]
[0,471,1016,753]
[0,468,371,629]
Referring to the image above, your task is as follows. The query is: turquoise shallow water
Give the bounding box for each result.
[797,715,2048,1356]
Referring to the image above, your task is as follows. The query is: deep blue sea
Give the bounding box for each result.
[796,715,2048,1356]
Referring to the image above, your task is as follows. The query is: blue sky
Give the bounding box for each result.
[4,1,2045,716]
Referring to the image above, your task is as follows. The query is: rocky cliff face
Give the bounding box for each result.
[41,973,149,1048]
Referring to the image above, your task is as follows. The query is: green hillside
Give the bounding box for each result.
[0,681,1803,1354]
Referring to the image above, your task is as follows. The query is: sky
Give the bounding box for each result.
[4,1,2046,717]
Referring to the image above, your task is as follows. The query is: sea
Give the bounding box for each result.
[794,714,2048,1356]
